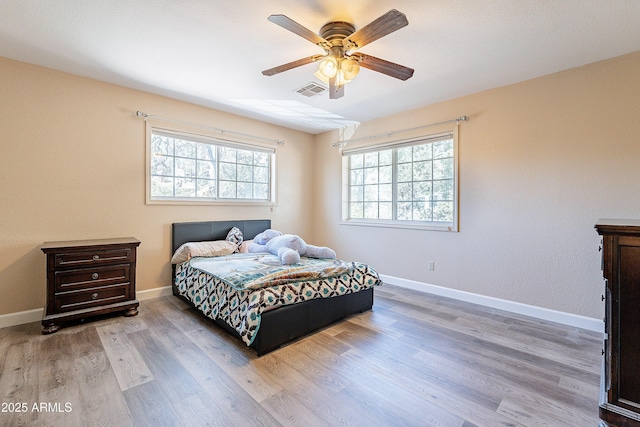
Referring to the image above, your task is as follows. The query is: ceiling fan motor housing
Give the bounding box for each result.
[320,21,356,45]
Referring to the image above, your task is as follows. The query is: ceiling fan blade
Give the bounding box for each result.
[356,54,414,81]
[268,14,329,47]
[262,55,322,76]
[344,9,408,50]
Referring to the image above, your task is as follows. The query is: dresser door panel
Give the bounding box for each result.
[618,242,640,408]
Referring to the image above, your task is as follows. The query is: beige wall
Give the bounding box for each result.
[313,51,640,320]
[2,51,639,321]
[0,57,315,316]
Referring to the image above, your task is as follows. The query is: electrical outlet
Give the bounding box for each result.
[428,261,435,271]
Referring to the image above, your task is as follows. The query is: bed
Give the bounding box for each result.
[171,219,381,355]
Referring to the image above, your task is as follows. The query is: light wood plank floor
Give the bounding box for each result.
[0,284,602,426]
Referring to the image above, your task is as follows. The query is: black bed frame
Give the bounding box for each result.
[171,219,374,356]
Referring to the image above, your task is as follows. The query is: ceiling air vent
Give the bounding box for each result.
[294,82,328,97]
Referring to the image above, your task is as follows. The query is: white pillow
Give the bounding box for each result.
[171,240,237,264]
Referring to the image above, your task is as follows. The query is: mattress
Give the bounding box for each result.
[175,253,382,345]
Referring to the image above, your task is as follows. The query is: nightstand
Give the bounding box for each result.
[41,237,140,334]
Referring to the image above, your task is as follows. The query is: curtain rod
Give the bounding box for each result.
[333,115,469,147]
[134,111,285,146]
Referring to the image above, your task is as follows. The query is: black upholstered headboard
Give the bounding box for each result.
[171,219,271,255]
[171,219,271,295]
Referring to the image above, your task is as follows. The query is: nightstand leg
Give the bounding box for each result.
[42,323,59,334]
[124,307,139,317]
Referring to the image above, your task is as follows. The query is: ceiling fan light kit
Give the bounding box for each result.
[316,56,338,79]
[262,9,414,99]
[314,56,360,86]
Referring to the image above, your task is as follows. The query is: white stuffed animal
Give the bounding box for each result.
[248,229,336,265]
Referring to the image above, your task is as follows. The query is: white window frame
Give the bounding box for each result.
[341,128,459,231]
[146,123,276,205]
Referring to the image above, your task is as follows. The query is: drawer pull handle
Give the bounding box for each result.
[91,293,98,300]
[92,273,99,280]
[92,255,100,260]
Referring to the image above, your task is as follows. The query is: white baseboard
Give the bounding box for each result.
[0,286,174,329]
[0,308,43,329]
[379,274,604,333]
[2,280,601,334]
[137,286,173,300]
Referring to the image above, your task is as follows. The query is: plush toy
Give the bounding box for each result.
[252,228,283,245]
[248,229,336,265]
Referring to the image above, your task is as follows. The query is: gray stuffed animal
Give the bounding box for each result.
[248,229,336,265]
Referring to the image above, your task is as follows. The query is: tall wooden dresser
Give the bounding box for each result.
[41,237,140,334]
[596,219,640,427]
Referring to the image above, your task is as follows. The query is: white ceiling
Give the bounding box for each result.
[2,1,640,134]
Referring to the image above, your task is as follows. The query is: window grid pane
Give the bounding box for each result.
[347,138,455,224]
[150,132,271,201]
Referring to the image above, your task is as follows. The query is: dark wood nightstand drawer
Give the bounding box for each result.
[54,264,130,292]
[55,285,128,313]
[54,247,133,269]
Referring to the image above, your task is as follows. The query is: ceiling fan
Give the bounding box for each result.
[262,9,414,99]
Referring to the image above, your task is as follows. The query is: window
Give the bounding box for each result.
[147,127,274,204]
[343,132,458,231]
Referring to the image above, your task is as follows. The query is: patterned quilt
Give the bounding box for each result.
[175,254,382,345]
[189,253,352,290]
